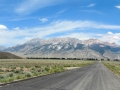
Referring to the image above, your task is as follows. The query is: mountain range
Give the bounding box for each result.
[1,37,120,59]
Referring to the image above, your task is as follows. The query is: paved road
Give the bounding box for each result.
[0,61,120,90]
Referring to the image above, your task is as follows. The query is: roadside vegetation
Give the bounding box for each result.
[0,59,95,84]
[102,61,120,77]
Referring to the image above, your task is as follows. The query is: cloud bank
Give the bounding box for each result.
[1,20,120,46]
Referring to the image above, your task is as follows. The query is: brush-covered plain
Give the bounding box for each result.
[102,61,120,77]
[0,59,95,84]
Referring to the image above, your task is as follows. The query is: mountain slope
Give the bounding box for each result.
[4,37,120,59]
[0,52,22,59]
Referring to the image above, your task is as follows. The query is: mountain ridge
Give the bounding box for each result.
[2,37,120,59]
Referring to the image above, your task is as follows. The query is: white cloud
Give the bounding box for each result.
[79,10,103,15]
[1,20,120,46]
[39,18,48,22]
[107,32,113,34]
[98,32,120,44]
[60,33,95,40]
[87,4,96,7]
[115,5,120,9]
[114,36,119,39]
[10,17,32,21]
[61,32,120,44]
[0,25,8,30]
[13,27,20,30]
[57,10,66,15]
[15,0,66,15]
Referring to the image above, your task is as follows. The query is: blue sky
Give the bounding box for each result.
[1,0,120,46]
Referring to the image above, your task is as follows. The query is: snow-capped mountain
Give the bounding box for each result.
[4,37,120,59]
[25,38,42,44]
[82,39,103,46]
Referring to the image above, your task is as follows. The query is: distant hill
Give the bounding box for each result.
[0,52,22,59]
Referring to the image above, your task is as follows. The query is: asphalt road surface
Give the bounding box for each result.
[0,61,120,90]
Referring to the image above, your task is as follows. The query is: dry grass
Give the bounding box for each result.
[102,61,120,77]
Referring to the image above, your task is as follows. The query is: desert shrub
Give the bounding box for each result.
[16,75,22,80]
[31,68,35,70]
[0,69,4,72]
[31,70,39,76]
[25,72,32,77]
[25,65,31,68]
[35,65,41,68]
[14,70,23,74]
[45,67,50,72]
[0,75,5,79]
[7,73,14,77]
[11,67,16,69]
[11,69,15,72]
[7,77,14,82]
[0,77,14,83]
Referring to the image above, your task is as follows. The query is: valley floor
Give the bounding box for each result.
[0,61,120,90]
